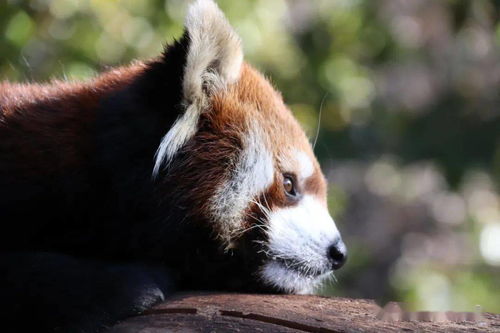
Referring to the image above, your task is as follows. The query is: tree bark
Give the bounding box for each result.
[108,293,500,332]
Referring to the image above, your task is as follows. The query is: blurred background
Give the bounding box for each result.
[1,0,499,312]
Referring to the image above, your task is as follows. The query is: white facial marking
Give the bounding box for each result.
[152,0,243,177]
[261,195,340,294]
[295,150,314,179]
[261,261,333,295]
[153,104,200,176]
[210,123,274,244]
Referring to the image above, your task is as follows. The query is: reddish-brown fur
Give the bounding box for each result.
[0,64,146,177]
[213,63,327,204]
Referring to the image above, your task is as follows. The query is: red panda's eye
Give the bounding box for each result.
[283,176,296,196]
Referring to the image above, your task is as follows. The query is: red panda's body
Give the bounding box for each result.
[0,1,346,332]
[0,62,178,256]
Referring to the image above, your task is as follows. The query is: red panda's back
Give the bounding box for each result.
[0,64,149,252]
[0,65,145,176]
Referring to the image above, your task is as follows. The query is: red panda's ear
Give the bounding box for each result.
[183,0,243,103]
[153,0,243,176]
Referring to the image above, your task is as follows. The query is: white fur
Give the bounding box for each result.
[295,150,314,179]
[153,0,243,176]
[182,0,243,103]
[210,123,274,244]
[153,104,200,176]
[261,261,332,295]
[260,195,340,293]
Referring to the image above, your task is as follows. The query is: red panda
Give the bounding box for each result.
[0,0,346,332]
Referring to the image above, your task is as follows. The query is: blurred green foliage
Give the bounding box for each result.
[1,0,499,312]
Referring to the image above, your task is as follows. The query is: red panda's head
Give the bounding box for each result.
[153,0,346,294]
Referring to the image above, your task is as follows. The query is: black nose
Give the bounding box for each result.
[327,240,347,270]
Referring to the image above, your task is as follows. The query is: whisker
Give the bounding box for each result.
[261,193,271,212]
[234,214,268,236]
[313,92,328,151]
[250,199,271,221]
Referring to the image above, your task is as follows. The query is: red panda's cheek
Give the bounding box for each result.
[202,121,275,246]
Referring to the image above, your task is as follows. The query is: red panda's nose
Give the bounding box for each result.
[327,240,347,270]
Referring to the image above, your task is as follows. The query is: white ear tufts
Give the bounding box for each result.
[183,0,243,102]
[153,0,243,177]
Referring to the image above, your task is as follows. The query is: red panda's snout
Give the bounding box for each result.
[259,195,346,294]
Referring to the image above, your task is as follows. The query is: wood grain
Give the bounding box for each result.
[108,293,500,332]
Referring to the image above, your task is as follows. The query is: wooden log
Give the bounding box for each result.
[108,293,500,332]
